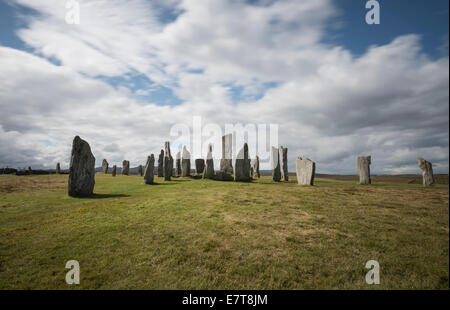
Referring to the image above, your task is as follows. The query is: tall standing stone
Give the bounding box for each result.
[112,165,117,176]
[220,134,233,175]
[138,164,143,176]
[181,146,191,177]
[203,144,215,179]
[144,154,155,184]
[296,157,315,185]
[122,160,130,175]
[68,136,95,196]
[195,159,205,175]
[164,142,173,181]
[102,159,109,174]
[176,151,181,176]
[280,146,288,181]
[56,162,61,174]
[253,156,260,178]
[271,147,281,182]
[356,156,371,184]
[158,150,164,177]
[234,143,251,182]
[418,157,434,186]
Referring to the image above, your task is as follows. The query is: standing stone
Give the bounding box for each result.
[176,151,182,176]
[144,154,155,184]
[56,162,61,174]
[122,160,130,175]
[195,159,205,175]
[68,136,95,196]
[250,167,254,178]
[102,159,109,174]
[203,144,215,179]
[271,147,281,182]
[138,164,143,176]
[418,157,434,186]
[234,143,251,182]
[356,156,371,184]
[112,165,117,176]
[280,146,288,181]
[220,134,233,175]
[181,146,191,177]
[157,150,164,177]
[164,142,173,181]
[296,157,315,185]
[253,156,260,178]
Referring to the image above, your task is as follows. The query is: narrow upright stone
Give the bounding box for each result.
[234,143,251,182]
[195,159,205,175]
[144,154,155,184]
[68,136,95,196]
[418,157,434,186]
[102,159,109,174]
[56,162,61,174]
[164,142,173,181]
[176,151,182,176]
[158,150,164,177]
[280,146,288,181]
[112,165,117,176]
[271,147,281,182]
[203,144,215,179]
[181,146,191,177]
[356,156,371,184]
[219,134,233,177]
[296,157,315,185]
[253,156,260,178]
[122,160,130,175]
[138,164,143,176]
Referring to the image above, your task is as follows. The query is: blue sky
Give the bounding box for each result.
[0,0,448,174]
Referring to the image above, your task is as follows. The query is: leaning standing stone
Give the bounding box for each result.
[253,156,260,178]
[296,157,315,185]
[280,146,288,181]
[203,144,215,179]
[158,150,164,177]
[356,156,371,184]
[56,162,61,174]
[234,143,251,182]
[195,159,205,175]
[122,160,130,175]
[112,165,117,176]
[102,159,109,174]
[144,154,155,184]
[68,136,95,196]
[418,157,434,186]
[271,147,281,182]
[181,146,191,177]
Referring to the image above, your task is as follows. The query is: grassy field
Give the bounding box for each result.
[0,173,448,289]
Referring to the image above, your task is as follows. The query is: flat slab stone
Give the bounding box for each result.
[195,158,205,175]
[144,154,155,184]
[68,136,95,196]
[102,159,109,174]
[111,165,116,176]
[253,156,260,178]
[122,160,130,175]
[296,157,315,185]
[234,143,251,182]
[356,156,371,184]
[271,147,281,182]
[181,146,191,177]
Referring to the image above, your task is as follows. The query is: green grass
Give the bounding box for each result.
[0,173,448,289]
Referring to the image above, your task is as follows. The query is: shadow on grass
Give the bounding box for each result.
[73,193,131,199]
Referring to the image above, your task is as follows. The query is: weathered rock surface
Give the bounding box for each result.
[138,164,143,176]
[271,147,281,182]
[253,156,260,178]
[112,165,117,176]
[195,159,205,175]
[296,157,315,185]
[144,154,155,184]
[68,136,95,196]
[418,157,434,186]
[219,134,233,179]
[203,144,215,179]
[181,146,191,177]
[158,150,164,177]
[176,151,181,176]
[356,156,371,184]
[280,146,288,181]
[102,159,109,174]
[122,160,130,175]
[234,143,251,182]
[164,142,173,181]
[56,162,61,174]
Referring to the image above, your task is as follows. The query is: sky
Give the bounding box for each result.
[0,0,448,174]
